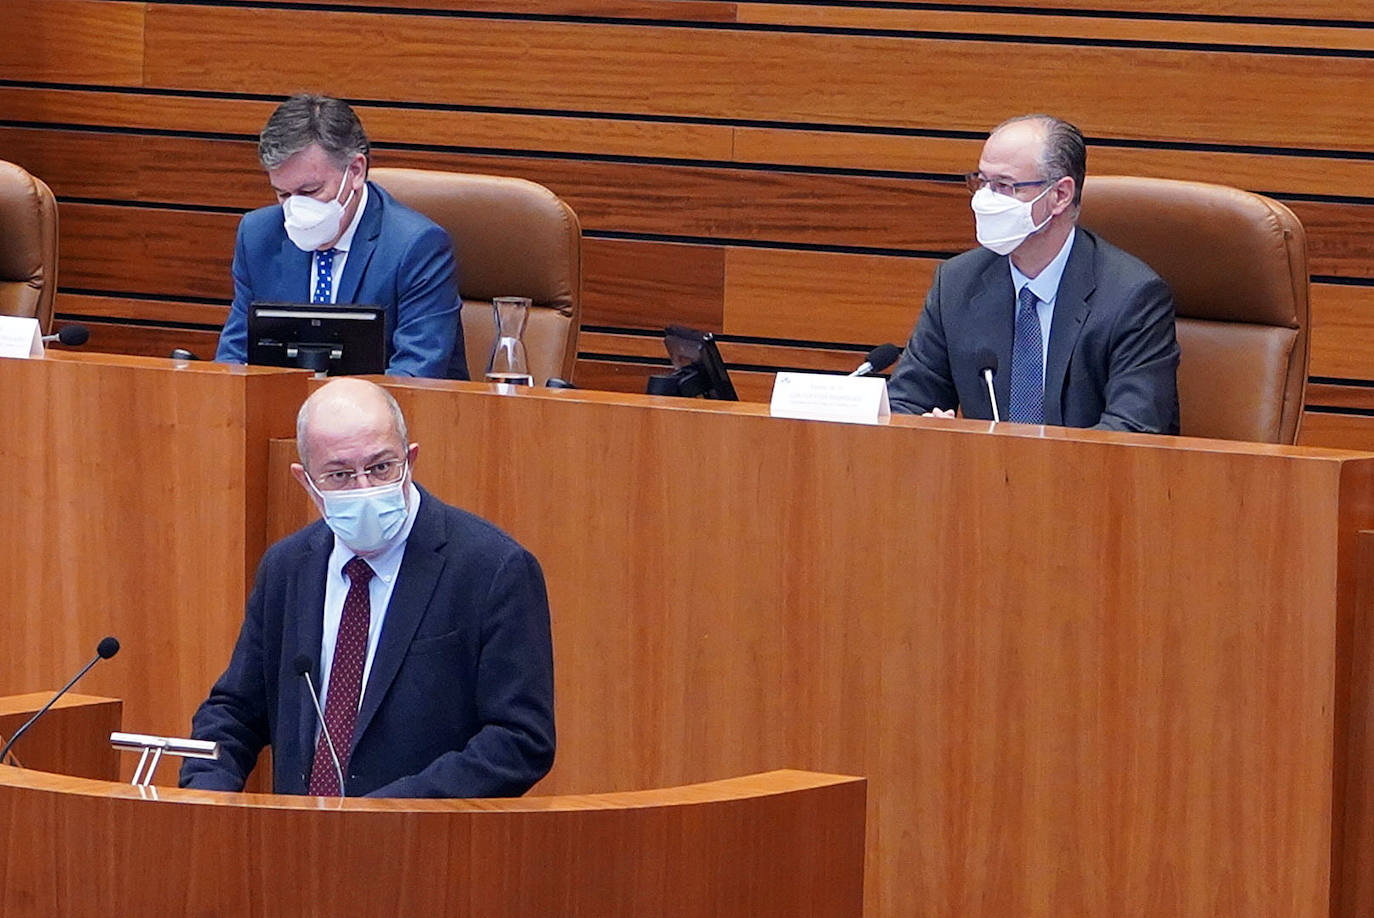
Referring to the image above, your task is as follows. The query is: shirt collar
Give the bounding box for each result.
[331,182,369,255]
[325,480,421,585]
[1010,226,1077,305]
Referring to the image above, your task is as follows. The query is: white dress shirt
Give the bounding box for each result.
[307,183,369,304]
[317,481,421,712]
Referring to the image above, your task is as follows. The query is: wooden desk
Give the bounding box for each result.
[3,354,1373,918]
[0,766,865,917]
[0,352,306,742]
[267,380,1374,918]
[0,692,120,781]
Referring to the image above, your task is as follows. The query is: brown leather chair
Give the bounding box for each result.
[0,160,58,333]
[1080,176,1309,444]
[370,168,581,385]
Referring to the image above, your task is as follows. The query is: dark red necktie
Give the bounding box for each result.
[308,556,373,796]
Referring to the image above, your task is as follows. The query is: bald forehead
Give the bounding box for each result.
[297,379,404,465]
[980,118,1048,177]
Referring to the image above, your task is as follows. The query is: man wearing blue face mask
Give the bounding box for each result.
[214,93,467,379]
[887,114,1180,433]
[181,378,554,797]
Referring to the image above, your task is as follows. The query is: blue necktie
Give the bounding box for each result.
[1008,285,1045,424]
[312,248,338,304]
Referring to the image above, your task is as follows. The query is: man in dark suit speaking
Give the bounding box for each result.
[887,114,1180,433]
[181,378,554,797]
[214,94,467,379]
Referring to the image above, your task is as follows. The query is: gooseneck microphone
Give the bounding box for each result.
[0,636,120,767]
[848,342,901,377]
[293,654,345,796]
[974,349,1001,423]
[40,324,90,347]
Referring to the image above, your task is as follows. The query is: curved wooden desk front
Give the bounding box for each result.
[0,766,864,917]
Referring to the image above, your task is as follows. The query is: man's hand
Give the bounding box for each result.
[923,408,956,419]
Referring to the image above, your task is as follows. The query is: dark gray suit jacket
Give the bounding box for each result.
[180,486,555,798]
[887,227,1180,434]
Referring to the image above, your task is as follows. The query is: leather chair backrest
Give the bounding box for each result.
[370,168,581,385]
[1080,176,1309,444]
[0,160,58,332]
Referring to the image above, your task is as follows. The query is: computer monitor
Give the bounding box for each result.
[645,325,738,400]
[247,303,386,376]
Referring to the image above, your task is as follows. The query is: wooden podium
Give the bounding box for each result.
[0,765,864,917]
[0,694,865,917]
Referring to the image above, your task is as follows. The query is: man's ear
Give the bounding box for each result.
[1053,176,1076,215]
[291,463,325,516]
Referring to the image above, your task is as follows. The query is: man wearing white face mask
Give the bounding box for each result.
[887,114,1180,433]
[181,378,554,797]
[214,94,467,379]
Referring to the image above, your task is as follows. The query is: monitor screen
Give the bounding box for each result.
[247,303,386,376]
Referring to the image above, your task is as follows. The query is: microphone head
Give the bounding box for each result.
[866,343,901,374]
[96,636,120,659]
[292,654,313,677]
[57,324,90,347]
[975,348,998,374]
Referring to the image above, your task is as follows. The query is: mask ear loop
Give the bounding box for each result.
[1024,182,1058,235]
[335,166,359,209]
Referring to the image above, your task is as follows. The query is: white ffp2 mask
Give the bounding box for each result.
[282,176,356,252]
[971,185,1053,256]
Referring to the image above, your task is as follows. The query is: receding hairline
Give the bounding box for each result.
[295,380,409,470]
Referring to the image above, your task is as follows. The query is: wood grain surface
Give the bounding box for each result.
[0,354,307,746]
[0,693,121,781]
[11,0,1374,446]
[0,766,866,918]
[257,380,1374,918]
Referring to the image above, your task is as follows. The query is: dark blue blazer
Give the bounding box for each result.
[215,181,468,380]
[887,228,1180,434]
[180,487,555,798]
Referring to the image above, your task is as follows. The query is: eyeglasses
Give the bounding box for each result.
[964,172,1053,197]
[312,458,406,491]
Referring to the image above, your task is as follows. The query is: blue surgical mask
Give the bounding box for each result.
[307,477,409,554]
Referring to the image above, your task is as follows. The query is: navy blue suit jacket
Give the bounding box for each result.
[180,487,555,798]
[215,181,468,380]
[887,227,1180,434]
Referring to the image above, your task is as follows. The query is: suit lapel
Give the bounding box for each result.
[965,259,1016,419]
[273,232,311,302]
[1043,228,1095,425]
[335,182,384,304]
[289,525,332,787]
[351,487,447,752]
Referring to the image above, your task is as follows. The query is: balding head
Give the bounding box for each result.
[295,378,409,472]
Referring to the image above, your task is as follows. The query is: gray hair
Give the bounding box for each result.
[295,382,408,471]
[258,93,370,173]
[993,114,1086,207]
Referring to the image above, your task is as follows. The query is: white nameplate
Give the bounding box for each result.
[0,316,42,359]
[769,372,891,424]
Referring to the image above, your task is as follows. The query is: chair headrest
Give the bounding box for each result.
[1080,175,1306,328]
[370,168,580,314]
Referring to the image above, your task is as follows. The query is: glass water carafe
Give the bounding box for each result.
[485,296,533,385]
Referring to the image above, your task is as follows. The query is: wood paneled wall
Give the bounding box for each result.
[6,0,1374,444]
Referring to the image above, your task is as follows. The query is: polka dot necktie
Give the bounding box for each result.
[308,556,373,796]
[1007,285,1045,424]
[312,247,338,304]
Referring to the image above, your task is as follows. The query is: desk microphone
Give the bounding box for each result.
[41,325,89,347]
[848,343,901,377]
[0,636,120,767]
[293,654,345,796]
[975,349,1000,423]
